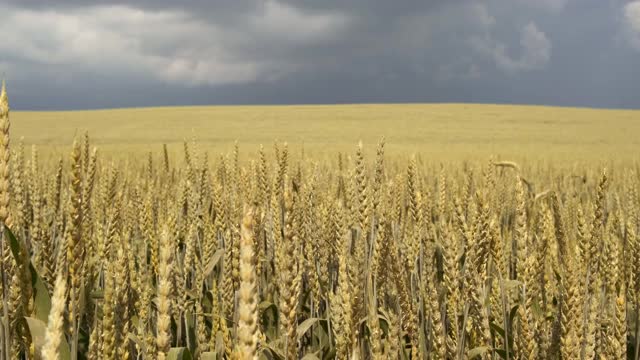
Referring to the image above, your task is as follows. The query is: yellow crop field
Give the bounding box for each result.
[12,103,640,163]
[1,84,640,360]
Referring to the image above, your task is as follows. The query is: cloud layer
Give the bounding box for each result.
[625,1,640,50]
[0,0,638,109]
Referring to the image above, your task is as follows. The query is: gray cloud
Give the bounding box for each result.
[0,0,638,110]
[516,0,569,13]
[471,21,551,73]
[624,1,640,49]
[0,2,353,86]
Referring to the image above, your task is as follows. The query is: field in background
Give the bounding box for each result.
[12,103,640,162]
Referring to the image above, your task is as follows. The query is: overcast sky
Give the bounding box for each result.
[1,0,639,110]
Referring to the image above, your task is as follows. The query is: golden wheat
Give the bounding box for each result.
[0,84,637,360]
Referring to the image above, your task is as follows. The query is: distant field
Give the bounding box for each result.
[12,103,640,162]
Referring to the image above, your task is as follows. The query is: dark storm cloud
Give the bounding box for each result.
[9,0,453,15]
[0,0,639,110]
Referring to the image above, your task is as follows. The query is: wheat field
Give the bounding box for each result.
[1,83,640,359]
[12,103,640,163]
